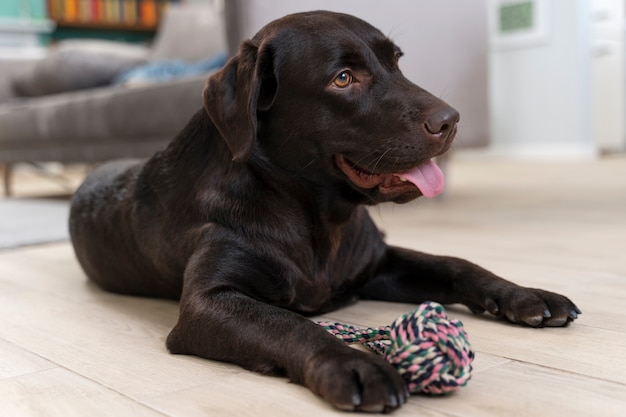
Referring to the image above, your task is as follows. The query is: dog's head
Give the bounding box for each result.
[204,11,458,204]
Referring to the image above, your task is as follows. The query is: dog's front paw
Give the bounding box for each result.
[481,287,581,327]
[306,349,409,412]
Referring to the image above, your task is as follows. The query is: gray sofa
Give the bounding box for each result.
[0,4,226,195]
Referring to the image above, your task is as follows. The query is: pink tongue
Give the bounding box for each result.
[399,160,445,198]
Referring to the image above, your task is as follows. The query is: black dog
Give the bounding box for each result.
[69,11,580,413]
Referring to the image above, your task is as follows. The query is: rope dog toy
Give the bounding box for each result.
[317,301,474,395]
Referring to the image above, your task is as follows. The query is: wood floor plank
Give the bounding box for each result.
[0,280,242,401]
[0,339,56,380]
[141,369,458,417]
[0,368,164,417]
[417,361,626,417]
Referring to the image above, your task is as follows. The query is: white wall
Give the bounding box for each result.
[590,0,625,152]
[488,0,626,158]
[489,0,595,158]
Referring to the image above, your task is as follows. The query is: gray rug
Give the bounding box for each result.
[0,198,70,249]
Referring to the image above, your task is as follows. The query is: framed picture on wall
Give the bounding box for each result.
[488,0,551,50]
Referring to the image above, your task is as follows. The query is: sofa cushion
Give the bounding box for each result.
[12,40,149,97]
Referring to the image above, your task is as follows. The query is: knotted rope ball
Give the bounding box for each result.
[317,301,474,395]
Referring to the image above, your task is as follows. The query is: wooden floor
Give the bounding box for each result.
[1,155,625,416]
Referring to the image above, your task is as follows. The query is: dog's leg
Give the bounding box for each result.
[166,289,409,412]
[358,246,581,327]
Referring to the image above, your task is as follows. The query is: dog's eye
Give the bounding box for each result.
[333,71,353,88]
[395,51,404,61]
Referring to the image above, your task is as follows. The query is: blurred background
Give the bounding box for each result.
[0,0,624,246]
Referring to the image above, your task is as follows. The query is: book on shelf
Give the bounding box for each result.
[47,0,177,29]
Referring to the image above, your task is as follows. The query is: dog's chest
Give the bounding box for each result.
[254,207,383,313]
[278,229,378,313]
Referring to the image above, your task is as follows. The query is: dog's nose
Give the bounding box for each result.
[425,106,460,137]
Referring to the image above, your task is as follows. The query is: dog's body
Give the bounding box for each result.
[70,11,580,412]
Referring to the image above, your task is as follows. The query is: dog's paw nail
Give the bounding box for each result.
[505,311,516,323]
[543,309,552,318]
[387,393,399,409]
[468,304,485,315]
[525,315,544,327]
[569,310,579,319]
[486,299,499,315]
[544,316,568,327]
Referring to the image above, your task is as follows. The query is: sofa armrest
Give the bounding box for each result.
[0,57,40,103]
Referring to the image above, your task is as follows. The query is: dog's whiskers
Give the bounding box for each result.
[295,159,318,176]
[353,151,381,169]
[371,148,394,174]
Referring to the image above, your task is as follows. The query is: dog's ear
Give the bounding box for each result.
[203,40,278,162]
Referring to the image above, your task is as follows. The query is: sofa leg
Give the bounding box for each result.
[2,163,12,197]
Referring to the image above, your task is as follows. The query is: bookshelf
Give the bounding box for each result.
[47,0,178,33]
